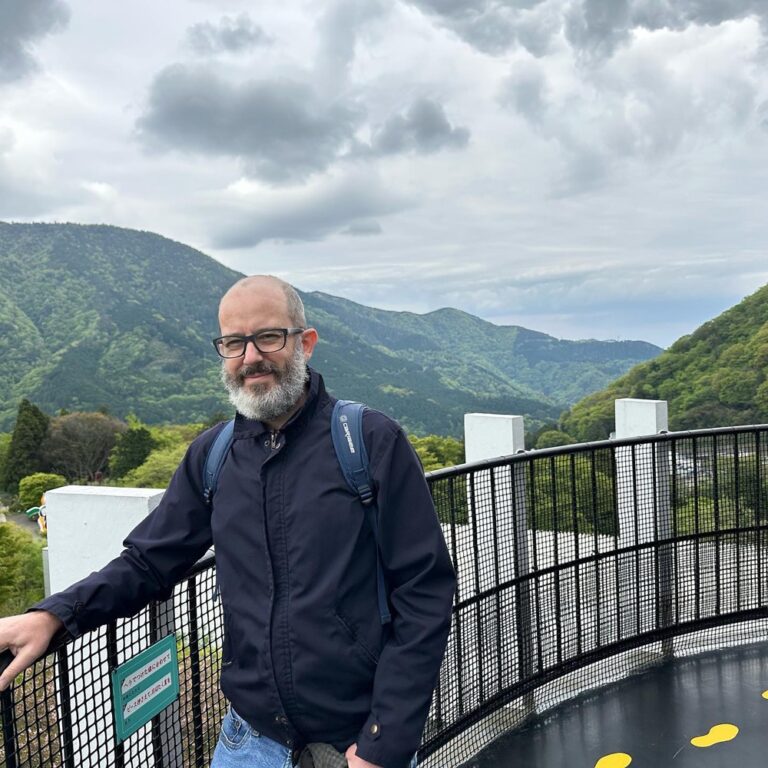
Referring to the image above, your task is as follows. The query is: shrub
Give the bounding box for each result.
[17,472,68,513]
[0,523,44,616]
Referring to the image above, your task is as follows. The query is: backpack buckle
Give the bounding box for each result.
[359,484,375,506]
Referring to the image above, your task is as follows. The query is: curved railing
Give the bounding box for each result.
[2,425,768,767]
[421,424,768,765]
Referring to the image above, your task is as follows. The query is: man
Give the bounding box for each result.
[0,276,456,768]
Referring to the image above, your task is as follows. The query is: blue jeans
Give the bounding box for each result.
[210,707,293,768]
[210,706,419,768]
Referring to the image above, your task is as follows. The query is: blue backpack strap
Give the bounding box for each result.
[203,419,235,505]
[331,401,391,625]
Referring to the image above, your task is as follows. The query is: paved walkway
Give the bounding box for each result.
[3,510,42,537]
[466,642,768,768]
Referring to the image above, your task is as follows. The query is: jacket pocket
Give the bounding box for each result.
[334,612,380,666]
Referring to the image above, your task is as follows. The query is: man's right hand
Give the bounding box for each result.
[0,611,64,690]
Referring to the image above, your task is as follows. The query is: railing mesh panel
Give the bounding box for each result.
[1,560,225,768]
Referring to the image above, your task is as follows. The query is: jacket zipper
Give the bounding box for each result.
[270,430,280,450]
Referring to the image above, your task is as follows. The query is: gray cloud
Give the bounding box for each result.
[185,14,271,55]
[406,0,768,58]
[315,0,389,89]
[564,0,633,60]
[369,98,469,155]
[499,64,547,123]
[0,0,69,83]
[499,4,764,195]
[565,0,768,60]
[342,221,382,236]
[137,64,361,184]
[403,0,523,54]
[211,174,410,248]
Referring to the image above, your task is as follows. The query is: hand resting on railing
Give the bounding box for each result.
[0,610,64,690]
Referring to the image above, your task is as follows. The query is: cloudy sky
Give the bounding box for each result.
[2,0,768,346]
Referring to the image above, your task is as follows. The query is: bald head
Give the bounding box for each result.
[219,275,306,328]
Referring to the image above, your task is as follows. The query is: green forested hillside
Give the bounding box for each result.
[0,222,240,427]
[562,284,768,441]
[0,222,660,436]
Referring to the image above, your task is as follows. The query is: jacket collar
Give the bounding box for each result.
[232,366,326,437]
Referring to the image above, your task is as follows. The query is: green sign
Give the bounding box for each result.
[111,634,180,742]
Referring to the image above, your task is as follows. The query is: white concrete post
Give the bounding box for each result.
[614,399,673,653]
[46,486,164,593]
[464,413,525,465]
[45,486,176,768]
[462,415,535,717]
[463,414,527,588]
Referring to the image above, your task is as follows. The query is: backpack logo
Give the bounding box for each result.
[341,419,356,454]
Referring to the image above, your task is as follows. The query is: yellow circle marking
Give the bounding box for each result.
[762,690,768,700]
[594,753,632,768]
[690,724,739,748]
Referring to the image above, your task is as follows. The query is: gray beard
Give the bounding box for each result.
[221,342,308,423]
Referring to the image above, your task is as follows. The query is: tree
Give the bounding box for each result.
[2,400,50,492]
[535,430,576,449]
[120,444,188,488]
[0,523,44,616]
[528,452,616,535]
[0,433,11,489]
[408,435,464,472]
[109,426,156,479]
[42,412,126,482]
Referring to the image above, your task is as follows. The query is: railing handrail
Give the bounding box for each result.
[426,422,768,480]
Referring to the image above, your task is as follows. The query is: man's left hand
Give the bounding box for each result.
[345,743,383,768]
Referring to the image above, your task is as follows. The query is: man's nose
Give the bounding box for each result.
[242,339,264,364]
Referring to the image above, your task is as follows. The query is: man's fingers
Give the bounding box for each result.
[0,612,63,691]
[0,650,33,692]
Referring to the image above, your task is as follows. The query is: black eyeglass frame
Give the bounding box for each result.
[212,327,305,358]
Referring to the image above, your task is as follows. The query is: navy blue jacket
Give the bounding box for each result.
[37,369,456,768]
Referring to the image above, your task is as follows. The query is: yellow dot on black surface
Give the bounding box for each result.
[690,724,739,748]
[594,753,632,768]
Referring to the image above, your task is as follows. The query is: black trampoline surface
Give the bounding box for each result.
[462,642,768,768]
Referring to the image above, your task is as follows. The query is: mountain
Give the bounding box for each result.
[562,284,768,441]
[0,222,661,435]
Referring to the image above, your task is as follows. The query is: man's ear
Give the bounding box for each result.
[301,328,319,360]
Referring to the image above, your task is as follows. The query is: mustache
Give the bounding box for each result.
[236,362,279,380]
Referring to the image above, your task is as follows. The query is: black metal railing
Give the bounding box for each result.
[2,425,768,767]
[421,424,768,764]
[1,557,224,768]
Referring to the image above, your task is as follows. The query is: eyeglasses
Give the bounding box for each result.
[212,328,305,358]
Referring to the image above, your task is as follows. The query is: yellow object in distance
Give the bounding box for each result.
[690,724,739,748]
[594,753,632,768]
[762,690,768,700]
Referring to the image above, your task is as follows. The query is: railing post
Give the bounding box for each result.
[464,415,534,718]
[45,486,169,767]
[151,600,184,768]
[615,399,674,657]
[1,686,19,768]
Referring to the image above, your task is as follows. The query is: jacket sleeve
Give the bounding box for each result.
[353,419,456,768]
[33,430,218,639]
